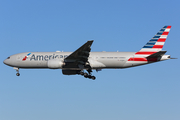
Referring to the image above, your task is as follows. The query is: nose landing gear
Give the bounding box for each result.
[14,67,20,76]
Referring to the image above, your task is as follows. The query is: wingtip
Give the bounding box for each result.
[88,40,94,42]
[87,40,94,43]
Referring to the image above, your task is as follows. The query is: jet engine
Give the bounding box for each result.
[47,59,64,69]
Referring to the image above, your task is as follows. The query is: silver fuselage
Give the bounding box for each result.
[3,51,170,70]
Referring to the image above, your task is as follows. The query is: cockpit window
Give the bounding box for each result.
[7,57,10,59]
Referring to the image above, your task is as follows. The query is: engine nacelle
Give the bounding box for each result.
[47,59,64,69]
[62,70,80,75]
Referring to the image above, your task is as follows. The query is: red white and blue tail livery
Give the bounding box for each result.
[128,26,171,62]
[139,25,171,52]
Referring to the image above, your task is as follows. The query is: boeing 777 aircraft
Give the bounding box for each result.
[4,26,174,80]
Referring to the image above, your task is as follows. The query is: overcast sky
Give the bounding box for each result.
[0,0,180,120]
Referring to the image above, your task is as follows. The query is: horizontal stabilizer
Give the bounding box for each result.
[147,51,167,58]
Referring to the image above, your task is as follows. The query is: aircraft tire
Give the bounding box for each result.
[16,73,20,76]
[91,76,96,80]
[88,75,92,79]
[80,71,84,76]
[84,73,88,78]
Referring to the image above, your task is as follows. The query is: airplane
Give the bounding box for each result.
[3,26,175,80]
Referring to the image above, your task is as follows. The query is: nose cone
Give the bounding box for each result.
[3,59,7,65]
[3,59,11,66]
[3,59,8,65]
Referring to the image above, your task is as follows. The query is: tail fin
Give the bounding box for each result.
[135,25,171,57]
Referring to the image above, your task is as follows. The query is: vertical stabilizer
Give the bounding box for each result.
[135,26,171,57]
[128,26,171,62]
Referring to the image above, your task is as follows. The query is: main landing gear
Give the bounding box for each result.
[79,71,96,80]
[14,67,20,76]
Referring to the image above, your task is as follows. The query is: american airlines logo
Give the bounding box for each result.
[29,54,68,61]
[22,53,31,61]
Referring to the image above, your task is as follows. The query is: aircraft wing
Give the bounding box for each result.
[63,40,94,69]
[147,51,167,58]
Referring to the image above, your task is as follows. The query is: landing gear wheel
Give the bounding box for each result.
[88,75,92,79]
[80,71,84,76]
[16,73,20,76]
[91,76,96,80]
[79,69,96,80]
[84,73,88,78]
